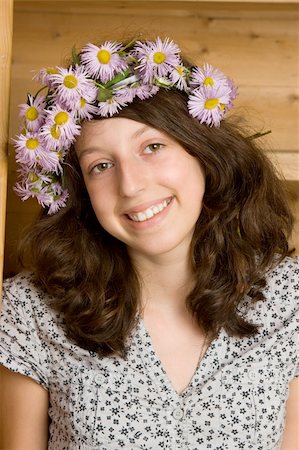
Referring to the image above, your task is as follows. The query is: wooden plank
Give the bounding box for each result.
[11,5,298,87]
[13,0,299,5]
[266,151,299,180]
[0,0,13,292]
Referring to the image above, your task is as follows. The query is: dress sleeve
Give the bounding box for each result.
[0,274,49,389]
[288,256,299,378]
[269,256,299,379]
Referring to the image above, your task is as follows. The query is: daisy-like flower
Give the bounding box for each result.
[14,133,61,171]
[113,86,136,104]
[97,90,129,117]
[76,97,99,120]
[50,65,97,108]
[19,95,47,132]
[37,187,69,215]
[34,67,60,87]
[14,168,53,201]
[47,190,69,214]
[80,41,128,83]
[14,180,39,201]
[188,84,232,127]
[190,63,227,89]
[226,77,238,110]
[134,37,181,83]
[40,107,80,150]
[134,84,159,100]
[170,65,189,91]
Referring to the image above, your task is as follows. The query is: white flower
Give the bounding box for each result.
[188,85,232,127]
[19,95,47,132]
[134,37,181,83]
[80,41,128,83]
[40,107,80,150]
[190,63,227,89]
[50,65,97,108]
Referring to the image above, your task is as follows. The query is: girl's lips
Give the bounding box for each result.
[122,197,174,227]
[127,198,172,222]
[123,196,173,216]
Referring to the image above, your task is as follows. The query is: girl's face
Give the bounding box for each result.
[76,118,205,261]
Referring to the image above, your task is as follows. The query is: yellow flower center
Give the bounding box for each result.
[63,74,78,89]
[26,138,39,150]
[54,111,69,125]
[205,98,219,110]
[50,125,61,139]
[80,98,86,108]
[29,173,39,182]
[204,77,214,87]
[97,50,111,64]
[25,106,39,121]
[153,52,166,64]
[176,66,184,76]
[46,67,59,75]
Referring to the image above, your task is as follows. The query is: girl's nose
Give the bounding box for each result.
[117,158,149,198]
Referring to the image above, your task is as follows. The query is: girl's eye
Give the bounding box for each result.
[144,143,163,154]
[90,162,113,174]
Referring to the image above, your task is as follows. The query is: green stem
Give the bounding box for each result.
[247,130,272,141]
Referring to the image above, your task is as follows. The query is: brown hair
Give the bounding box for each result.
[19,88,294,356]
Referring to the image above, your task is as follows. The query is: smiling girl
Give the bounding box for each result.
[0,37,298,450]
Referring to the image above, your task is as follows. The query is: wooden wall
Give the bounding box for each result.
[4,0,299,278]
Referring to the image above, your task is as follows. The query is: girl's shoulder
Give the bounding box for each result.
[265,255,299,300]
[239,255,299,327]
[2,271,58,326]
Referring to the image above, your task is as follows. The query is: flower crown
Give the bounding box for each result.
[14,37,237,214]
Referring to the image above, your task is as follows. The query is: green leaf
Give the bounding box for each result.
[97,87,113,102]
[71,46,81,65]
[247,130,272,141]
[104,68,131,89]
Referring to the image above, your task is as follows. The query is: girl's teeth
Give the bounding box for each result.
[128,199,170,222]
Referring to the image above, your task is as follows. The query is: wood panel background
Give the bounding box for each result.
[4,0,299,278]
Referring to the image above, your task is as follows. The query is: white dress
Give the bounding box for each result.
[0,257,298,449]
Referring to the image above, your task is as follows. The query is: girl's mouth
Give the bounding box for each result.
[127,198,173,222]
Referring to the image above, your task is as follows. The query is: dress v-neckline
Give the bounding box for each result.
[134,317,224,397]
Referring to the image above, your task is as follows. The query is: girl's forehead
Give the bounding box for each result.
[79,118,164,142]
[75,118,169,156]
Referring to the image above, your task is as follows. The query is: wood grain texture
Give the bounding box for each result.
[13,0,299,5]
[0,0,13,292]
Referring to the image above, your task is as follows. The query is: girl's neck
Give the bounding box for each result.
[130,249,195,315]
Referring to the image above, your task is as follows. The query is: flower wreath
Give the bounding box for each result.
[14,37,237,214]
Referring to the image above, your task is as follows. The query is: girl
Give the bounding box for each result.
[0,37,298,450]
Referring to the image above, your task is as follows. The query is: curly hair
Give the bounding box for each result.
[19,87,294,356]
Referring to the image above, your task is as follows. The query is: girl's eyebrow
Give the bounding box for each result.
[77,125,160,161]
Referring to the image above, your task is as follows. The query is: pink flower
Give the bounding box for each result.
[188,85,232,127]
[76,97,99,120]
[19,95,47,132]
[190,64,227,89]
[97,90,129,117]
[169,65,189,91]
[34,67,60,87]
[40,107,80,150]
[50,65,97,108]
[134,84,159,100]
[134,37,181,83]
[14,133,60,171]
[80,42,128,83]
[37,188,69,214]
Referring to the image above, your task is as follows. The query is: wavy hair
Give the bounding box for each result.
[19,88,294,356]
